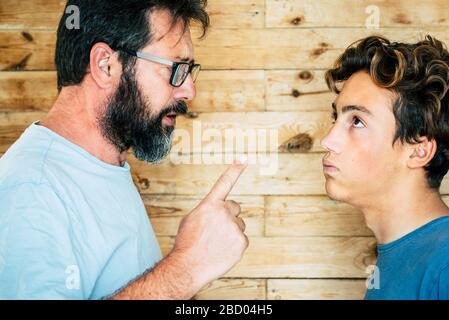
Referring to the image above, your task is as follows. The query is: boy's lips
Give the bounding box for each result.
[322,159,339,174]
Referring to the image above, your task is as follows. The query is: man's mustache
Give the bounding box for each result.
[159,101,188,119]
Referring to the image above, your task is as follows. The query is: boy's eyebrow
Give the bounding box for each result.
[332,102,373,116]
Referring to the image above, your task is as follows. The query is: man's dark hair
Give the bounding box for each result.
[326,35,449,189]
[55,0,209,91]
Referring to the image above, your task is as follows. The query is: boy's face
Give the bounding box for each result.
[321,71,408,206]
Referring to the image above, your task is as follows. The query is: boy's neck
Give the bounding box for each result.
[360,184,449,245]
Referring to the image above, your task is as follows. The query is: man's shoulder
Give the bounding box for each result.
[0,128,77,220]
[0,127,55,189]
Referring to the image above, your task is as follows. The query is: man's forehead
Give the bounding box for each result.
[149,10,191,44]
[147,9,194,60]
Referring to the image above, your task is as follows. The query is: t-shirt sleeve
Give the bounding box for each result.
[0,182,86,299]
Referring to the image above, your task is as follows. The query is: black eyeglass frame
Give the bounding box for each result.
[118,47,201,87]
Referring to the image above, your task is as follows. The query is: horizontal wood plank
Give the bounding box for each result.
[266,0,449,28]
[129,154,449,196]
[0,0,63,30]
[144,195,264,236]
[147,195,449,239]
[265,196,372,237]
[2,0,449,30]
[158,236,377,278]
[0,70,266,113]
[0,71,57,112]
[205,0,265,29]
[192,70,266,112]
[2,28,448,70]
[0,0,265,30]
[0,111,332,153]
[266,70,333,111]
[130,153,326,195]
[267,279,366,300]
[0,70,335,113]
[195,279,266,300]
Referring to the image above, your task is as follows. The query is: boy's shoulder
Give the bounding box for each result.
[414,216,449,269]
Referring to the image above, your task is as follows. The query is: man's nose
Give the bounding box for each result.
[173,75,196,102]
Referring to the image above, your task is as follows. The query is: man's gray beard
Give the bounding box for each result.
[97,66,183,164]
[132,128,174,164]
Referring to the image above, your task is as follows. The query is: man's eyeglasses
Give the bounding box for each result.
[118,48,201,87]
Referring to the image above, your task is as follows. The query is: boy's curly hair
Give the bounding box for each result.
[325,35,449,189]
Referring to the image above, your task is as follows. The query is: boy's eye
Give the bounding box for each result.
[330,112,365,128]
[353,116,365,128]
[331,111,337,124]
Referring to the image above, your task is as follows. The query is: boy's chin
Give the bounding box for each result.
[325,180,348,202]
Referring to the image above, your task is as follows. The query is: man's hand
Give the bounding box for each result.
[111,160,248,300]
[171,160,249,292]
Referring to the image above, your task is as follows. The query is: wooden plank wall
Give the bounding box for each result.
[1,0,449,300]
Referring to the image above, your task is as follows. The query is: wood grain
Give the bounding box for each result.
[0,0,265,29]
[158,236,377,278]
[2,28,448,70]
[266,0,449,28]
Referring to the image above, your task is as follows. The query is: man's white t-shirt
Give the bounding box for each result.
[0,121,162,299]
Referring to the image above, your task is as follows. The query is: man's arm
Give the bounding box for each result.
[110,250,199,299]
[111,161,249,300]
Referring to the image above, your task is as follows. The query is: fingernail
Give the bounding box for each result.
[236,155,248,165]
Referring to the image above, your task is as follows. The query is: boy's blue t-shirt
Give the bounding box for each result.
[0,122,162,299]
[365,216,449,300]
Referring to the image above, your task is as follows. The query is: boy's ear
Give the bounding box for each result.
[407,137,437,169]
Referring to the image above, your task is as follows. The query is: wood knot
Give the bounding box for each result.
[393,13,412,25]
[298,71,313,81]
[6,53,32,71]
[185,111,199,119]
[21,31,34,42]
[290,16,304,25]
[278,133,313,153]
[291,89,301,98]
[311,42,330,58]
[139,178,150,190]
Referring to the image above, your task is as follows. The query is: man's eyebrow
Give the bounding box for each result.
[332,102,373,116]
[176,56,194,63]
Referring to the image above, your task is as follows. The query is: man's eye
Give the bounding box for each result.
[353,116,365,128]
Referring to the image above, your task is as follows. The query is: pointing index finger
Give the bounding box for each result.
[207,160,247,201]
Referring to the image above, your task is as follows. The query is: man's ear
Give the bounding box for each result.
[89,42,121,89]
[407,137,437,169]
